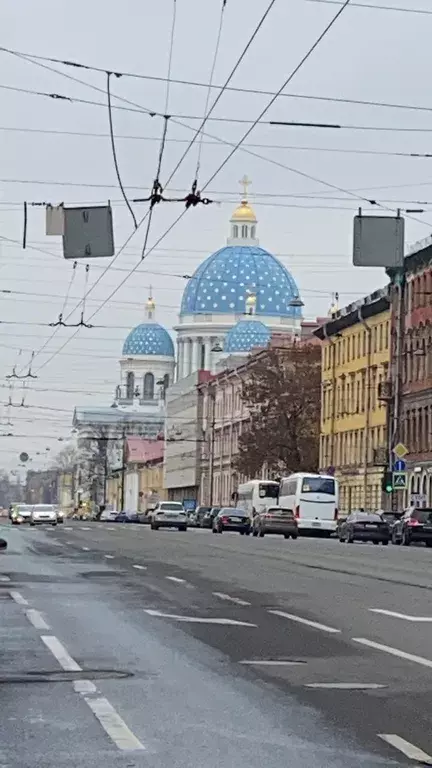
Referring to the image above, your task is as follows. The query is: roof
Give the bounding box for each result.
[314,288,390,340]
[224,319,271,353]
[122,322,174,357]
[125,437,164,464]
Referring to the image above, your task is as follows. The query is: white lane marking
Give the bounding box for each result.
[370,608,432,622]
[41,635,82,672]
[269,610,341,634]
[26,609,50,630]
[104,554,115,559]
[84,696,145,751]
[64,526,73,531]
[74,680,98,694]
[9,590,28,606]
[144,609,256,627]
[353,637,432,669]
[0,575,10,582]
[80,526,91,531]
[133,564,147,570]
[107,527,116,531]
[82,546,90,551]
[240,660,303,666]
[378,734,432,763]
[213,592,251,606]
[165,576,185,584]
[306,683,386,690]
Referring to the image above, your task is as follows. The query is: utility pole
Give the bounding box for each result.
[389,267,406,510]
[120,427,126,512]
[208,387,216,507]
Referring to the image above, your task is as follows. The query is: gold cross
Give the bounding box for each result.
[239,175,252,199]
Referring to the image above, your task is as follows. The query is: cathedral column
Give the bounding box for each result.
[183,338,191,378]
[177,340,183,381]
[192,338,200,373]
[204,338,212,371]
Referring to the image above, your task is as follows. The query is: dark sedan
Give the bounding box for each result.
[392,507,432,547]
[212,508,250,535]
[201,507,220,529]
[339,512,390,545]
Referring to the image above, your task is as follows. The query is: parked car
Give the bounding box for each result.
[150,501,188,531]
[186,510,199,527]
[212,508,250,535]
[201,507,220,528]
[114,511,139,523]
[391,507,432,547]
[100,509,119,522]
[338,511,390,545]
[10,504,32,525]
[252,506,298,539]
[29,504,58,527]
[195,506,212,526]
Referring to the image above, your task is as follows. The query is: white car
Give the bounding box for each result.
[30,504,58,527]
[150,502,188,531]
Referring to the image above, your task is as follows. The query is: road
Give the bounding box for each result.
[1,521,432,768]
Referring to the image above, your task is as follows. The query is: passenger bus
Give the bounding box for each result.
[278,473,338,536]
[236,480,280,522]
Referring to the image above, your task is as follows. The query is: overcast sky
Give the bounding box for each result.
[1,0,432,471]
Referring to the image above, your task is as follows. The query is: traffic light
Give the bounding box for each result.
[381,470,393,494]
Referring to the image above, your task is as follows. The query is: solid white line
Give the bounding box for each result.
[378,734,432,763]
[165,576,185,584]
[306,683,386,690]
[353,637,432,669]
[144,609,257,626]
[104,554,115,559]
[133,564,147,570]
[82,546,90,551]
[84,696,145,751]
[213,592,251,606]
[370,608,432,622]
[26,609,50,630]
[9,590,28,606]
[74,679,98,694]
[269,610,341,634]
[41,635,81,672]
[240,660,303,666]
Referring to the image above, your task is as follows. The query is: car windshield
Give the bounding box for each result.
[259,483,279,499]
[412,508,432,523]
[34,506,55,512]
[301,477,335,495]
[355,514,382,522]
[160,503,184,511]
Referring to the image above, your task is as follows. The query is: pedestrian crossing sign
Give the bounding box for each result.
[392,472,407,489]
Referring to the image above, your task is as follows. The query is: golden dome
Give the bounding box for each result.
[231,199,257,223]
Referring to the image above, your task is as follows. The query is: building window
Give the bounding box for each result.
[241,225,248,238]
[143,372,154,400]
[126,371,135,399]
[251,225,256,238]
[233,225,238,238]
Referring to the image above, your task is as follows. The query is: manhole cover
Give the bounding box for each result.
[0,669,133,684]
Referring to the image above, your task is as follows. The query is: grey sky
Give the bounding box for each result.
[1,0,432,469]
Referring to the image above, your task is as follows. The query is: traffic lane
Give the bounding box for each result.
[0,585,121,768]
[6,533,403,768]
[24,525,432,763]
[43,522,432,657]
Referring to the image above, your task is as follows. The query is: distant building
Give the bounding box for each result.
[314,289,391,512]
[106,437,166,512]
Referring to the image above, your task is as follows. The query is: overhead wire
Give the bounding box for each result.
[304,0,432,15]
[106,71,138,228]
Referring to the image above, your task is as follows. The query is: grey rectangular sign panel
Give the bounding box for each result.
[353,215,404,268]
[63,205,114,259]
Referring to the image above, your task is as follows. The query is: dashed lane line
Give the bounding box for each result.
[370,608,432,622]
[41,635,81,672]
[306,683,386,690]
[213,592,251,606]
[240,660,303,666]
[165,576,186,584]
[9,590,28,606]
[82,546,90,551]
[80,526,91,531]
[64,526,73,531]
[144,609,257,627]
[26,609,50,630]
[104,554,115,559]
[0,575,10,582]
[133,564,147,570]
[378,734,432,764]
[269,610,341,634]
[353,637,432,669]
[85,696,145,751]
[74,680,98,694]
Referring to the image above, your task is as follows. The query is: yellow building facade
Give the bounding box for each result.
[315,289,391,512]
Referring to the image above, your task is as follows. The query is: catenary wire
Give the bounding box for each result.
[304,0,432,15]
[106,71,137,228]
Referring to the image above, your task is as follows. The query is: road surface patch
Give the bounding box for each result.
[9,590,28,606]
[378,734,432,764]
[370,608,432,622]
[269,610,341,634]
[353,638,432,669]
[26,609,50,630]
[306,683,386,690]
[213,592,251,606]
[144,609,257,626]
[41,635,82,672]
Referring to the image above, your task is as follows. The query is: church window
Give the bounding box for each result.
[232,225,238,238]
[251,225,256,239]
[143,372,154,400]
[200,343,206,369]
[241,225,248,238]
[126,371,135,399]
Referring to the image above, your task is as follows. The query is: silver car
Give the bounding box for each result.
[30,504,58,527]
[150,502,188,531]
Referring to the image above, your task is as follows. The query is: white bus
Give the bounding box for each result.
[236,480,280,522]
[278,473,338,536]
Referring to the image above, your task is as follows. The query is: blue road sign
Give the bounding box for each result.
[392,459,406,472]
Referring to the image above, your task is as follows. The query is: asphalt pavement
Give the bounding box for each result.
[1,520,432,768]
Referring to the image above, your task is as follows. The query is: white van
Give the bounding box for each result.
[278,473,338,536]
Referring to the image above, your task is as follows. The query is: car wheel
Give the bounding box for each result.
[52,523,57,527]
[402,530,411,546]
[258,529,265,538]
[373,540,379,545]
[347,533,354,543]
[382,540,389,545]
[291,534,298,540]
[245,530,250,536]
[30,522,35,527]
[0,538,7,550]
[178,525,187,532]
[212,527,217,534]
[252,529,258,537]
[240,531,244,535]
[284,534,289,539]
[339,536,345,543]
[153,524,159,531]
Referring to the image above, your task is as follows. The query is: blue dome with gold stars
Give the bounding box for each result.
[224,319,271,353]
[122,323,174,357]
[180,245,301,318]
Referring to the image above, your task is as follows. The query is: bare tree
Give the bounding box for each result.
[52,445,79,473]
[234,344,321,478]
